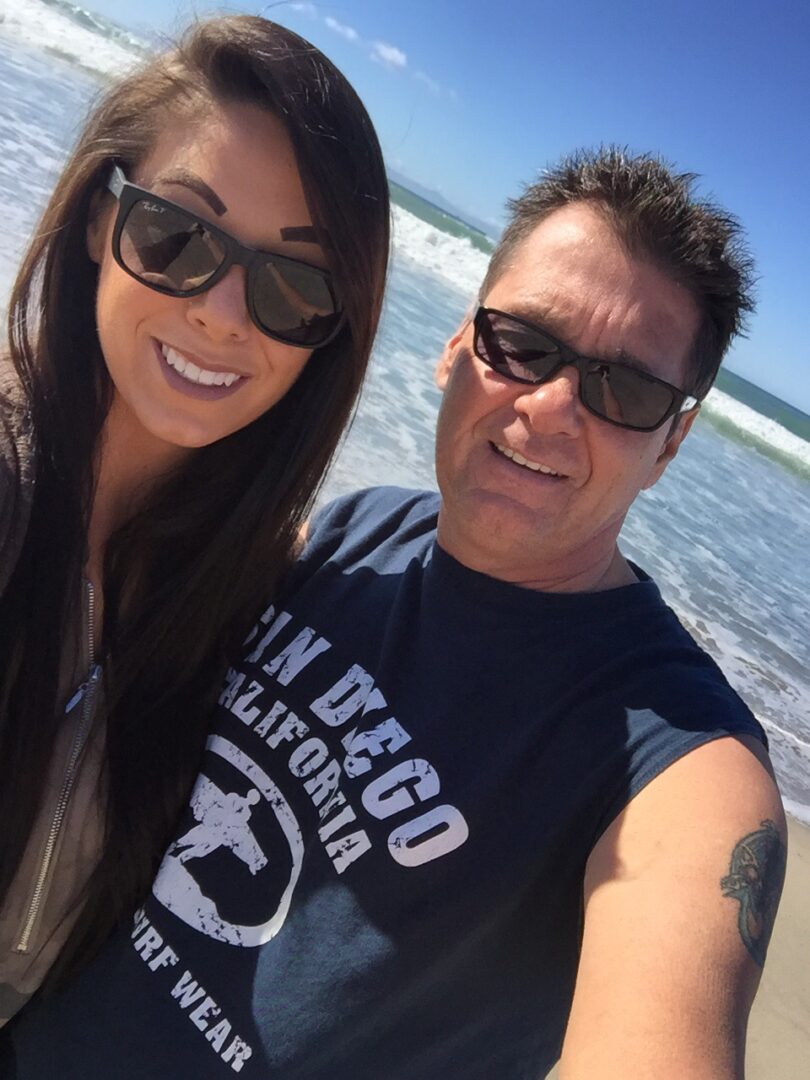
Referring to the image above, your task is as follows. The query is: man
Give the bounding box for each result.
[7,149,785,1079]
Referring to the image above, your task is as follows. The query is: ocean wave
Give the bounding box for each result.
[0,0,145,77]
[701,387,810,479]
[391,204,491,300]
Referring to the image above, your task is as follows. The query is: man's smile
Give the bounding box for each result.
[491,442,567,478]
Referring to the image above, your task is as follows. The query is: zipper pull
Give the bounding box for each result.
[64,684,86,715]
[64,664,103,715]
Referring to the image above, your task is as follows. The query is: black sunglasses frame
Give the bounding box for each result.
[473,304,699,433]
[106,165,345,349]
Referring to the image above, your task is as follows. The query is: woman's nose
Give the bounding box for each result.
[186,266,251,343]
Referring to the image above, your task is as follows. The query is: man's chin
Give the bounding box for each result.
[436,490,562,572]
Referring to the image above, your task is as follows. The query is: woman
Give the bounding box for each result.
[0,14,389,1023]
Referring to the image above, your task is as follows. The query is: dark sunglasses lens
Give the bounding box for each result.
[583,362,675,429]
[253,258,341,346]
[476,312,561,382]
[119,200,225,292]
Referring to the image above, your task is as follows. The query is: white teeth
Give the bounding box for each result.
[495,444,560,476]
[160,344,241,388]
[161,345,187,373]
[511,450,538,470]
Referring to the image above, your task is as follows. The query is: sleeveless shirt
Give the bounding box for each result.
[7,487,766,1079]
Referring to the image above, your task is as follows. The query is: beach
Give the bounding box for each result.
[0,3,808,1075]
[745,816,810,1079]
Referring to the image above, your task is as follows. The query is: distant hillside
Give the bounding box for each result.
[387,169,500,242]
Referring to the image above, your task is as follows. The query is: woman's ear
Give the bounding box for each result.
[86,191,109,265]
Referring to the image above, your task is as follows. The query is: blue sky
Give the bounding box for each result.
[86,0,809,412]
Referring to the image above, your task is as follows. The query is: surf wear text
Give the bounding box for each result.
[130,909,254,1072]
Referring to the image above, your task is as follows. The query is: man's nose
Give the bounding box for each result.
[513,362,582,435]
[186,267,251,343]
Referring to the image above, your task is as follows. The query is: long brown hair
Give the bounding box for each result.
[0,16,389,984]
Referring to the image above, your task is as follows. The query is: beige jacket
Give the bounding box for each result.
[0,363,106,1026]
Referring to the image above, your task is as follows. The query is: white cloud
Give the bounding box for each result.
[414,70,440,95]
[370,41,407,70]
[289,10,409,75]
[325,16,359,41]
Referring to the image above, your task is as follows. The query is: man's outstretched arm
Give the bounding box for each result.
[559,735,786,1080]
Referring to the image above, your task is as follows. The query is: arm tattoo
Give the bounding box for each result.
[720,819,786,967]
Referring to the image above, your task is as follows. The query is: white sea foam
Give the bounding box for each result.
[391,204,490,300]
[0,0,143,77]
[702,387,810,475]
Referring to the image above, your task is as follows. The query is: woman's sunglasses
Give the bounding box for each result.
[473,305,699,433]
[105,165,345,349]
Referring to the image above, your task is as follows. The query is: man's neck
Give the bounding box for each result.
[435,510,638,594]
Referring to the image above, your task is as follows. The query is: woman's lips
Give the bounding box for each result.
[153,339,248,401]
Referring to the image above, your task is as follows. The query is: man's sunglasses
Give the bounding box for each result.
[106,165,345,349]
[473,305,699,433]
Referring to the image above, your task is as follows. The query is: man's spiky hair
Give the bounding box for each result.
[482,147,756,398]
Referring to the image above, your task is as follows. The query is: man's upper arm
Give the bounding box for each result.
[559,735,786,1080]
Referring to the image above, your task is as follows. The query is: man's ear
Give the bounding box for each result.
[642,406,700,490]
[86,191,109,265]
[435,317,471,390]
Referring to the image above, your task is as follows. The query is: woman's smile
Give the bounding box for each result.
[154,339,247,401]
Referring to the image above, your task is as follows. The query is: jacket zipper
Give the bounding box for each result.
[15,579,101,954]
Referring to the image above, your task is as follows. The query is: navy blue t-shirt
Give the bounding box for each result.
[8,488,765,1079]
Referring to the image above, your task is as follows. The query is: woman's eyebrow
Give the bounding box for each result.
[280,225,320,243]
[147,173,321,245]
[152,169,227,217]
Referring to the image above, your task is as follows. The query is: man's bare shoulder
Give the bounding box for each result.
[559,735,786,1079]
